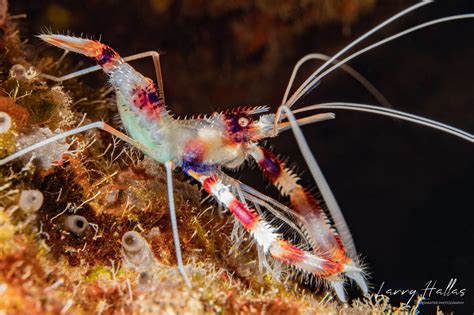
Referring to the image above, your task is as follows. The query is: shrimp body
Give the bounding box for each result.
[112,66,275,171]
[37,34,365,301]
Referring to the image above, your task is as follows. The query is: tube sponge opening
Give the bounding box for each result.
[0,111,12,133]
[18,189,44,212]
[64,215,89,236]
[122,231,145,254]
[9,64,37,81]
[121,231,159,272]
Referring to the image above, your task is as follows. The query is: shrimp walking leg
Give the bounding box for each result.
[165,161,192,288]
[0,122,150,165]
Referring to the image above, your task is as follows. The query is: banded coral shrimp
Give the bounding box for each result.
[2,0,473,307]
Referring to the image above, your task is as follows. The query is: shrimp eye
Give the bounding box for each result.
[238,117,249,127]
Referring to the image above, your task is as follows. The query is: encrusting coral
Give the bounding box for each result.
[0,3,436,315]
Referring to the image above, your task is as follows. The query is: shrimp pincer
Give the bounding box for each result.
[2,2,473,303]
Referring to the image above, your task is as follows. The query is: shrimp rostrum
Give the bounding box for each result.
[1,1,473,302]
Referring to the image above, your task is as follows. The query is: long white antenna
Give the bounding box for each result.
[288,14,474,108]
[291,102,473,142]
[281,1,432,107]
[274,0,433,132]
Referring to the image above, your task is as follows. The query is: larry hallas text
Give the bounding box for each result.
[376,278,466,305]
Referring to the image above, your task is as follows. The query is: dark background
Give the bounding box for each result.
[11,0,473,312]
